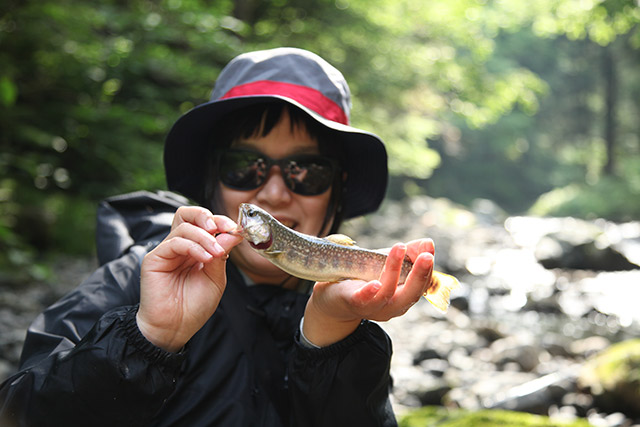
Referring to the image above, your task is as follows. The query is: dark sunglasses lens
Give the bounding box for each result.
[219,151,266,190]
[283,156,335,195]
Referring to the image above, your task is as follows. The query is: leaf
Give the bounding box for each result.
[0,76,18,107]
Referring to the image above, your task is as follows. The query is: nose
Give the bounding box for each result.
[255,166,292,206]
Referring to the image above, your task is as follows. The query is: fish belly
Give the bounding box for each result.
[272,241,410,283]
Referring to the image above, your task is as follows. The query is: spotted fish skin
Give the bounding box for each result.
[237,203,459,312]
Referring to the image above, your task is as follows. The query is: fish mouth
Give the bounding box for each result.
[227,226,244,237]
[236,203,273,247]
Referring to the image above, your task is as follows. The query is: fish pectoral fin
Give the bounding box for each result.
[423,271,460,313]
[324,234,357,246]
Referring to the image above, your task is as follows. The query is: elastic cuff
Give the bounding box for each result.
[295,319,376,360]
[120,305,187,366]
[299,317,321,349]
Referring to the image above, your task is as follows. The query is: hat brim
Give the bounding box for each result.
[164,95,387,219]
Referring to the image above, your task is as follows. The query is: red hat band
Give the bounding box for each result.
[221,80,349,126]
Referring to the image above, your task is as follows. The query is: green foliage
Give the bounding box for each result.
[530,149,640,220]
[398,406,592,427]
[426,1,640,216]
[530,176,640,221]
[1,0,241,266]
[425,110,564,213]
[2,0,640,281]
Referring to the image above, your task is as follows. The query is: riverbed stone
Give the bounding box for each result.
[577,339,640,417]
[4,196,640,426]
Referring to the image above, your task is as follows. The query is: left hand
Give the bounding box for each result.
[302,238,435,347]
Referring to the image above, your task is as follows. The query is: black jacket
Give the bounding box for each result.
[0,191,397,426]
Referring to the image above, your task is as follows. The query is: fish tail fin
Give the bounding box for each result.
[423,271,460,313]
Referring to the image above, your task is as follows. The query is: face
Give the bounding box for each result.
[218,109,333,286]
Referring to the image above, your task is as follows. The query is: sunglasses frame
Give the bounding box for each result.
[216,148,339,196]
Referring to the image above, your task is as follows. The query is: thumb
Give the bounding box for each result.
[215,233,244,253]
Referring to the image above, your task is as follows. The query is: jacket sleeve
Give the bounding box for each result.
[0,247,186,427]
[288,320,397,427]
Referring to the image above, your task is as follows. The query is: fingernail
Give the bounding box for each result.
[205,219,216,231]
[392,242,406,253]
[221,218,238,233]
[214,242,226,256]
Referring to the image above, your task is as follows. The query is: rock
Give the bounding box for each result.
[549,404,581,424]
[471,198,507,225]
[537,236,638,271]
[412,348,442,365]
[570,336,611,359]
[483,368,579,414]
[418,358,449,378]
[449,294,469,312]
[444,370,538,409]
[561,392,594,417]
[540,334,575,358]
[577,339,640,416]
[474,324,505,343]
[414,378,451,406]
[391,365,451,407]
[490,336,543,372]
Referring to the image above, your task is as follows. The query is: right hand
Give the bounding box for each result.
[303,240,435,347]
[136,206,243,352]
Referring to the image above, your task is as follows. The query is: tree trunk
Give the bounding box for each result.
[602,46,617,176]
[233,0,258,24]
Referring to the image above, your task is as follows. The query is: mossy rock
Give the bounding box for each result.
[578,338,640,415]
[398,406,591,427]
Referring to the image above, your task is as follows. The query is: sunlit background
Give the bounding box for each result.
[1,0,639,425]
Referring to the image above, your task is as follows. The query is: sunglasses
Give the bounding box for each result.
[218,148,339,196]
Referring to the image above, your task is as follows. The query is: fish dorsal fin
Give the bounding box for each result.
[324,234,357,246]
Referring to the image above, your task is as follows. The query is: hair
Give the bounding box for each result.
[203,101,346,235]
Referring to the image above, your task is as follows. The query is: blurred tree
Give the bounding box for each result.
[0,0,242,267]
[2,0,639,276]
[1,0,546,266]
[427,0,640,215]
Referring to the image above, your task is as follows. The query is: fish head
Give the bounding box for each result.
[237,203,274,250]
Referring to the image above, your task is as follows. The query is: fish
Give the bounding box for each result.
[235,203,459,313]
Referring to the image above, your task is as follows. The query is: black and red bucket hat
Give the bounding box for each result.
[164,47,388,219]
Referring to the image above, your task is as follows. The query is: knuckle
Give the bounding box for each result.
[173,222,191,234]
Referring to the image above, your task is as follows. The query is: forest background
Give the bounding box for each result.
[1,0,640,279]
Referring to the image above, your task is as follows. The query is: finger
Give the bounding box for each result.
[172,222,226,257]
[172,206,237,235]
[214,232,244,253]
[172,206,210,228]
[375,243,406,302]
[210,215,239,234]
[152,236,214,265]
[351,281,382,306]
[397,252,434,304]
[405,238,435,262]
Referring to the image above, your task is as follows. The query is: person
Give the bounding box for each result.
[0,47,437,426]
